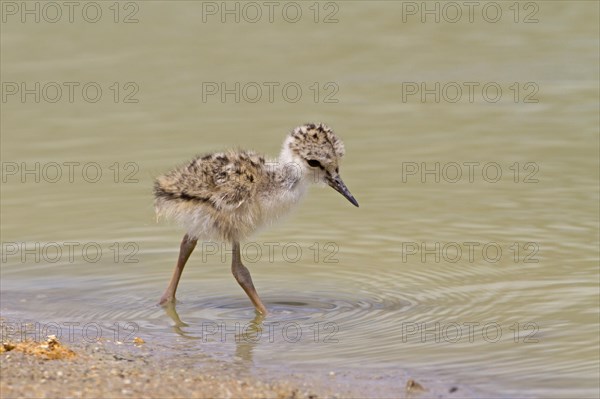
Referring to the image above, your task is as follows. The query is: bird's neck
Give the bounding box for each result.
[275,149,309,192]
[260,148,310,213]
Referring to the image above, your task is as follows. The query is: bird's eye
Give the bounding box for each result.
[307,159,321,168]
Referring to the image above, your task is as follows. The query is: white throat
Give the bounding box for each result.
[258,144,311,226]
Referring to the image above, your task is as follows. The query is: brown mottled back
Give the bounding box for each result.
[154,150,266,210]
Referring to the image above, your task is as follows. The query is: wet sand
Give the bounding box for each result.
[2,347,329,399]
[1,316,471,399]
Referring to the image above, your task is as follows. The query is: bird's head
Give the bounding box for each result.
[281,123,359,207]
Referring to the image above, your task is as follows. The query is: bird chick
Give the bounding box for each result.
[154,123,358,314]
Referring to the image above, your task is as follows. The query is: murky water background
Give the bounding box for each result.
[1,1,598,397]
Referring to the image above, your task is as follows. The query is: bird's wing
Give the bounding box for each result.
[173,150,265,210]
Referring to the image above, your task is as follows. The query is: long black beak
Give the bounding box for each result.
[327,174,359,207]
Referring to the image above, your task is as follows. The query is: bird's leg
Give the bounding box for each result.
[231,241,268,315]
[159,234,197,305]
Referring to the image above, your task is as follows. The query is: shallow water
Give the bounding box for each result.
[1,2,599,397]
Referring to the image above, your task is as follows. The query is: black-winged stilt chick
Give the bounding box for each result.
[154,123,358,315]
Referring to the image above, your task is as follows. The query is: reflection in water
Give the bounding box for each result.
[163,300,264,363]
[163,302,190,337]
[234,314,264,364]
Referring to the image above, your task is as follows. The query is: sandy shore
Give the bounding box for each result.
[1,318,469,399]
[1,339,346,398]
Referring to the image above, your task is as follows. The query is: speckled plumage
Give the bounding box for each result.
[154,123,358,313]
[154,123,357,242]
[154,150,269,242]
